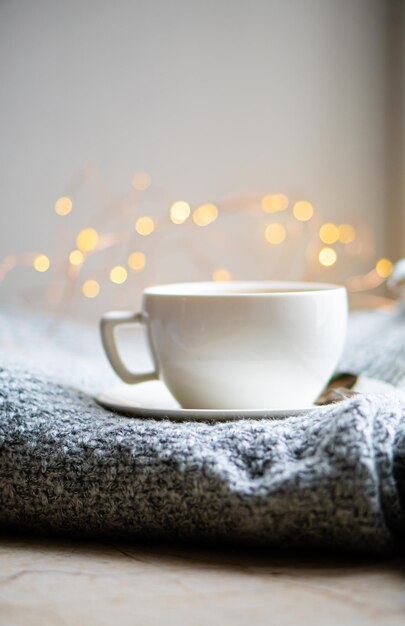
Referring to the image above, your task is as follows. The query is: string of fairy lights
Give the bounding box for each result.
[0,167,395,312]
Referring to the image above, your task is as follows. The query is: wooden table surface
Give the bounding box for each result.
[0,533,404,626]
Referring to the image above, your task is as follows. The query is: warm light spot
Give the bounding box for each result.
[319,223,339,244]
[170,201,191,224]
[261,193,288,213]
[54,196,73,216]
[192,203,218,226]
[110,265,128,284]
[69,249,84,266]
[375,258,393,278]
[132,171,151,191]
[128,251,146,271]
[338,224,356,244]
[33,255,50,272]
[293,201,314,222]
[135,216,155,236]
[265,223,286,245]
[76,228,99,252]
[82,279,100,298]
[319,247,337,267]
[212,268,231,282]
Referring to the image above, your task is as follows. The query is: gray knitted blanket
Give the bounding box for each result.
[1,309,405,553]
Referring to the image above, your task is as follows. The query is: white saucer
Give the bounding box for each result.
[95,380,334,421]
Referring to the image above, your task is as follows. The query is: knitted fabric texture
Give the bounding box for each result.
[1,309,405,552]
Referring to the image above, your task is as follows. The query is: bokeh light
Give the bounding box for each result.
[128,251,146,271]
[261,193,288,213]
[69,249,84,266]
[135,216,155,236]
[338,224,356,244]
[4,165,395,311]
[265,223,286,245]
[293,201,314,222]
[319,223,339,244]
[170,201,191,224]
[82,279,100,298]
[76,228,99,252]
[319,247,337,267]
[54,196,73,216]
[110,265,128,284]
[132,171,151,191]
[375,258,393,278]
[193,203,218,226]
[33,255,50,272]
[212,268,231,282]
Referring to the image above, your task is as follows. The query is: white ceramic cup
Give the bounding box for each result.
[100,281,348,410]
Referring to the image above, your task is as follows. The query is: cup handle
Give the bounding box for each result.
[100,311,158,384]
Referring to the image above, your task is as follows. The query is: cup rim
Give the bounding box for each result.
[144,280,346,297]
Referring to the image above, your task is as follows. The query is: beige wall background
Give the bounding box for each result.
[0,0,402,318]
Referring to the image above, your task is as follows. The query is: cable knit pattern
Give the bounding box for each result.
[1,309,405,552]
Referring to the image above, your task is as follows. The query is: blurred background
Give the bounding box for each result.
[0,0,403,320]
